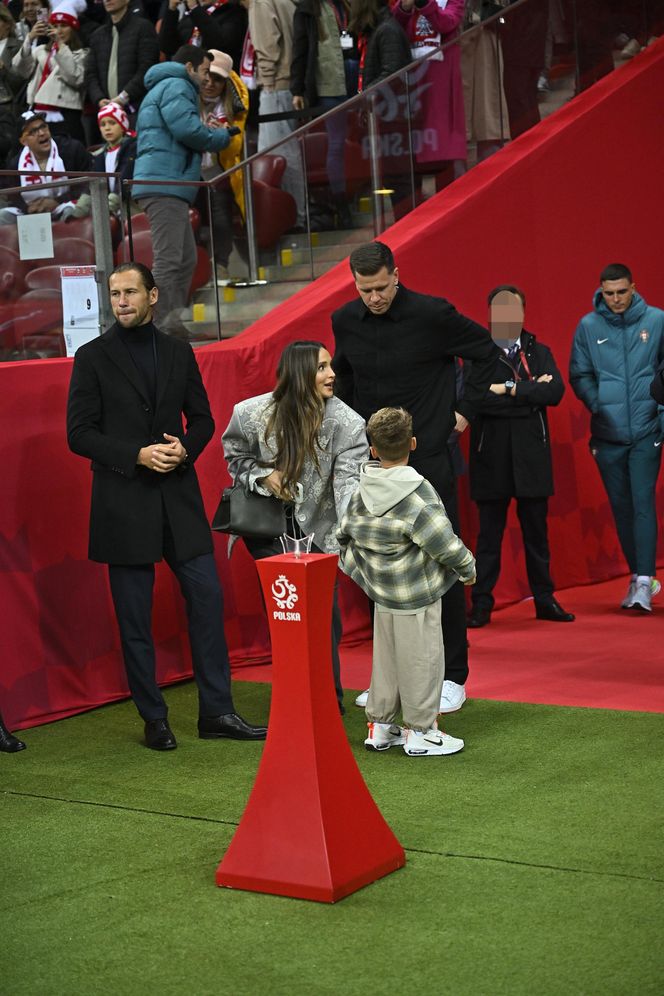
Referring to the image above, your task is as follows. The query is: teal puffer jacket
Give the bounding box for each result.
[133,62,230,204]
[569,290,664,444]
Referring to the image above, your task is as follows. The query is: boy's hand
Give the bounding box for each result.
[462,573,476,586]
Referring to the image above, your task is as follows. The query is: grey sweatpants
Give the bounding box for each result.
[366,598,445,732]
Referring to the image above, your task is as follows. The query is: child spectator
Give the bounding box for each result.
[93,100,136,212]
[337,407,475,757]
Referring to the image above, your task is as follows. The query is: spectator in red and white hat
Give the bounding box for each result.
[92,100,137,211]
[11,0,88,143]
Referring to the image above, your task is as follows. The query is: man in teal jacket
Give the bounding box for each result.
[133,45,234,335]
[570,263,664,612]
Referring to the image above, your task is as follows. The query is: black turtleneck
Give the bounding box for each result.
[116,320,157,409]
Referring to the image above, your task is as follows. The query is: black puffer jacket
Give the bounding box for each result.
[85,10,160,107]
[157,1,248,72]
[362,7,410,90]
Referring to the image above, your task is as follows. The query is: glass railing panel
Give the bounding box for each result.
[0,173,115,362]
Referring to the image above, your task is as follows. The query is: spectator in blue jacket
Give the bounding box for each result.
[570,263,664,612]
[132,44,233,335]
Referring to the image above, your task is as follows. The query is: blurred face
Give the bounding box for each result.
[21,120,52,156]
[315,348,335,399]
[489,290,524,345]
[601,278,635,315]
[201,72,225,101]
[354,265,399,315]
[99,116,124,145]
[22,0,41,23]
[109,270,158,327]
[187,57,210,88]
[53,22,72,43]
[0,18,12,38]
[103,0,128,18]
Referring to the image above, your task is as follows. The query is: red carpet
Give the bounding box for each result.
[236,574,664,714]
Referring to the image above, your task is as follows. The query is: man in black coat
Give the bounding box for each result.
[84,0,160,113]
[332,241,500,715]
[67,262,267,750]
[467,285,574,627]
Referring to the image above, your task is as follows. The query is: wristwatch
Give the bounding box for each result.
[505,380,516,393]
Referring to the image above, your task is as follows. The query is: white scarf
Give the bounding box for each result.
[17,139,75,217]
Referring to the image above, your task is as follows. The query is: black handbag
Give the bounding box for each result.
[211,482,287,539]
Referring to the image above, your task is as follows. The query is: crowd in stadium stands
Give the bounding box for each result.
[0,0,660,283]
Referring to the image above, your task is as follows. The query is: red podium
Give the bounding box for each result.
[216,553,405,902]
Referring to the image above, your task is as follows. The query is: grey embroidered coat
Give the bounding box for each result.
[222,392,368,553]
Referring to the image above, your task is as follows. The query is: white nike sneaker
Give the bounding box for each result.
[403,726,464,757]
[439,680,466,714]
[354,689,369,708]
[364,722,406,752]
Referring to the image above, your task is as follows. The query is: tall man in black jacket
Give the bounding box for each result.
[67,262,267,750]
[332,241,499,714]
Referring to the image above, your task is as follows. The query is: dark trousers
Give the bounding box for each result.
[591,432,662,577]
[472,497,554,611]
[108,551,234,722]
[409,449,468,686]
[243,536,345,709]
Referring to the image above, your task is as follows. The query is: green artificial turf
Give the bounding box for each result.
[2,682,663,995]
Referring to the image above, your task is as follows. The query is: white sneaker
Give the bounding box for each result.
[403,726,464,757]
[439,680,466,714]
[364,722,406,752]
[630,578,660,612]
[354,689,369,708]
[621,577,637,609]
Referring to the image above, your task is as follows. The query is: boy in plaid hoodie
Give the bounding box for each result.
[337,407,476,756]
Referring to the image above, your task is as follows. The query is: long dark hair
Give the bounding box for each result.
[348,0,386,35]
[265,340,326,498]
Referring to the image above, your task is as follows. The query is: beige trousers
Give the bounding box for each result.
[366,599,445,732]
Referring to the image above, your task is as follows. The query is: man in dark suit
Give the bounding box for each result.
[467,284,574,627]
[332,241,499,715]
[67,262,267,750]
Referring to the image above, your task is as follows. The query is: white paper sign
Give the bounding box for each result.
[63,327,99,356]
[17,212,54,260]
[60,265,100,356]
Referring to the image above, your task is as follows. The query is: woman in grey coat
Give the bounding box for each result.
[222,340,369,712]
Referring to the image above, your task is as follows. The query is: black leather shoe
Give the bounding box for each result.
[535,598,575,622]
[144,719,177,751]
[198,713,267,741]
[468,606,491,628]
[0,714,26,753]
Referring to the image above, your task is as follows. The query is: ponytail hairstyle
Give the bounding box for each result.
[265,340,327,498]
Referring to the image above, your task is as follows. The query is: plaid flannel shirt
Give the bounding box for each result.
[337,478,475,611]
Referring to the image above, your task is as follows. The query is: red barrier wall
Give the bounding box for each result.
[2,42,663,729]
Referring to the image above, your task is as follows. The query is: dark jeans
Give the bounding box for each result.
[109,550,234,722]
[472,497,555,611]
[208,181,235,268]
[243,535,345,709]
